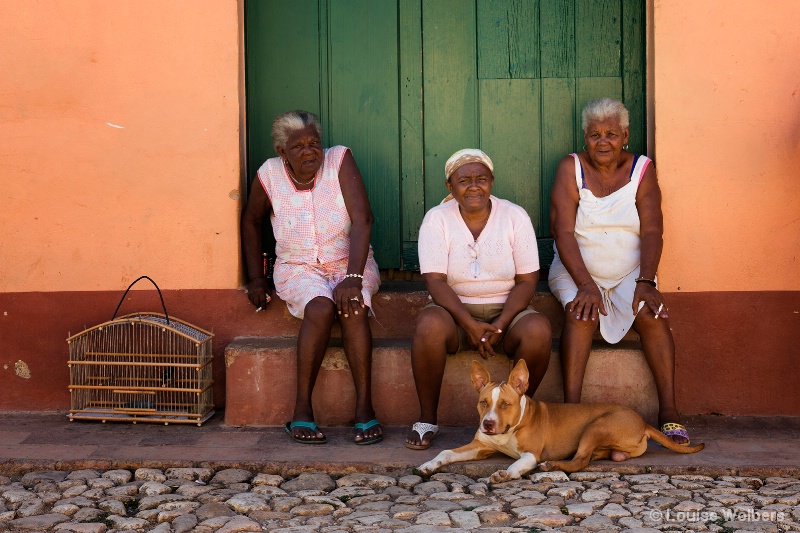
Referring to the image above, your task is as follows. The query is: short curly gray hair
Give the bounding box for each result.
[271,110,322,151]
[581,98,629,132]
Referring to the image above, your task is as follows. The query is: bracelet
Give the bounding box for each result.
[635,277,657,287]
[344,273,363,280]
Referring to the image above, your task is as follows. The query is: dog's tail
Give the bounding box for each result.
[645,426,705,453]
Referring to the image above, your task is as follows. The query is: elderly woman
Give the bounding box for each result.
[548,98,690,444]
[241,110,382,445]
[405,149,552,450]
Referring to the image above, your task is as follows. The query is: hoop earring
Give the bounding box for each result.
[582,145,587,151]
[623,144,629,150]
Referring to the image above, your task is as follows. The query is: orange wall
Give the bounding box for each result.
[0,1,242,292]
[654,2,800,292]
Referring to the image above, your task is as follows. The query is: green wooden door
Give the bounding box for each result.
[245,0,645,270]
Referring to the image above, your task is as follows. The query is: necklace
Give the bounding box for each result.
[283,159,315,187]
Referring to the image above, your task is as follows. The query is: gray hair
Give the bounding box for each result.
[271,110,322,151]
[581,98,629,132]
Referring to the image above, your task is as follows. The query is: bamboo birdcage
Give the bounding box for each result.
[67,277,215,426]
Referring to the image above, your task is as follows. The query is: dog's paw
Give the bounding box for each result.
[489,469,518,484]
[537,461,552,472]
[416,461,438,476]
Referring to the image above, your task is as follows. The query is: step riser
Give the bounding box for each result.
[225,341,658,427]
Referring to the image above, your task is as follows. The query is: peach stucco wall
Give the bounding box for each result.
[0,1,242,292]
[654,2,800,292]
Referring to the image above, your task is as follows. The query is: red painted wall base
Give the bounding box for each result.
[1,289,797,417]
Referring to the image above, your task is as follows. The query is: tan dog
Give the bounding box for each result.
[417,359,704,482]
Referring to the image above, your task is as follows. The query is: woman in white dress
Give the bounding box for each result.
[549,98,690,445]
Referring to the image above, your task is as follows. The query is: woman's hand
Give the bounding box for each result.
[567,282,607,321]
[633,283,667,319]
[333,276,364,318]
[464,319,502,359]
[246,277,271,310]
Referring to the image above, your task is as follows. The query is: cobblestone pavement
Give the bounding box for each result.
[1,468,799,532]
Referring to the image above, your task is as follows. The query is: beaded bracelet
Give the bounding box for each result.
[344,273,363,280]
[635,277,657,287]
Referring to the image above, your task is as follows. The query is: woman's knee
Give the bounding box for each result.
[339,305,371,335]
[413,307,456,344]
[303,297,336,325]
[525,313,552,337]
[509,314,551,346]
[632,311,674,341]
[414,307,453,333]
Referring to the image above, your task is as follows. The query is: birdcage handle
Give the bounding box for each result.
[112,276,171,323]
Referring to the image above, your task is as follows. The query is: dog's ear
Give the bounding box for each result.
[508,359,529,396]
[470,360,491,391]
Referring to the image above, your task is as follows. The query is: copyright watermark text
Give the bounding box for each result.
[648,509,786,523]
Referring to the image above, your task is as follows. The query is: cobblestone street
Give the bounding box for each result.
[2,467,800,532]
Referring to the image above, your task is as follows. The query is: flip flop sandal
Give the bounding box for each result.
[404,421,439,450]
[285,421,327,444]
[354,419,383,445]
[661,422,691,446]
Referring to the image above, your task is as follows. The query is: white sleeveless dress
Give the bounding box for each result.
[548,153,654,343]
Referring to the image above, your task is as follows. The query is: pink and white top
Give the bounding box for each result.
[418,196,540,304]
[257,146,354,265]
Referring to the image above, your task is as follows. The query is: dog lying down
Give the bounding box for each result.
[417,359,704,483]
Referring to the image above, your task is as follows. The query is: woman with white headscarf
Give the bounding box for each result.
[405,149,552,450]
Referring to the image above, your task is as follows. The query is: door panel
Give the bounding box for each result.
[540,0,575,78]
[477,0,539,79]
[245,0,321,179]
[541,78,575,239]
[421,0,479,212]
[399,0,425,268]
[479,79,541,224]
[576,0,622,77]
[328,1,400,263]
[245,0,646,270]
[622,0,646,156]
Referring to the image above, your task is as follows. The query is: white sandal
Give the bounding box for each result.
[405,421,439,450]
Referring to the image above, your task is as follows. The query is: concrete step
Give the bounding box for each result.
[224,336,658,428]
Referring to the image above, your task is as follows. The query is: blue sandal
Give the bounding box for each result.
[354,419,383,445]
[285,421,327,444]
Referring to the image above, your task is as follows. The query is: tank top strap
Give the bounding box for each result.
[570,153,584,190]
[629,154,652,187]
[628,155,640,180]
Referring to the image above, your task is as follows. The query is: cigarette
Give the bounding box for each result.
[654,303,663,319]
[255,307,263,313]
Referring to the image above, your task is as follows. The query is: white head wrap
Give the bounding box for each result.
[444,149,494,179]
